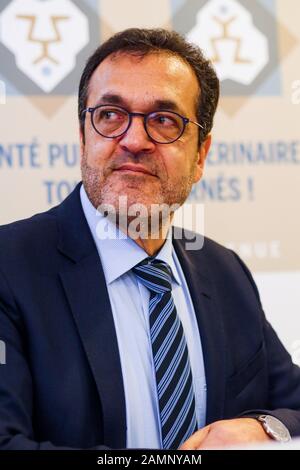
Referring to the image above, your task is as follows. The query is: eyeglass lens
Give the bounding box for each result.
[92,106,184,143]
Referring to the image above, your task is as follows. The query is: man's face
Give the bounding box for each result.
[80,52,210,215]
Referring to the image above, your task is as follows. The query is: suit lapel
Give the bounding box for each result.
[56,184,126,448]
[173,235,227,425]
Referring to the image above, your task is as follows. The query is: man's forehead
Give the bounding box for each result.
[96,50,192,73]
[88,51,200,112]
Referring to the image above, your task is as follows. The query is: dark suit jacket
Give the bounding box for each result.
[0,183,300,450]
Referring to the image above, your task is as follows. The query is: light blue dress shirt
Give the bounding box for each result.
[80,185,207,448]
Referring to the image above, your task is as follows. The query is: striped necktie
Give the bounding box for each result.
[133,257,198,449]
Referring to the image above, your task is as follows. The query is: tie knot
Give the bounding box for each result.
[132,257,173,294]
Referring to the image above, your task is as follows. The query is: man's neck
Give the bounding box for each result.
[134,235,167,257]
[116,216,173,256]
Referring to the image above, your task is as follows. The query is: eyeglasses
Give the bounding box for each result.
[82,104,204,144]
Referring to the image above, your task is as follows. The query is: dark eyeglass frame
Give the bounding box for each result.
[82,104,204,144]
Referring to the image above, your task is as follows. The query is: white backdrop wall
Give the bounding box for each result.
[0,0,299,362]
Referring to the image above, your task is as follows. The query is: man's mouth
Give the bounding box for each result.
[114,164,155,176]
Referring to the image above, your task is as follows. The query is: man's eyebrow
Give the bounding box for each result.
[153,100,182,113]
[94,94,126,107]
[93,95,185,115]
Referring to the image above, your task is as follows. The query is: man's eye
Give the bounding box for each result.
[100,110,119,120]
[152,114,177,127]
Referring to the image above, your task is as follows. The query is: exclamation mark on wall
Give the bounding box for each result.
[247,177,254,201]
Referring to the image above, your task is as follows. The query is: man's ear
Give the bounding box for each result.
[193,134,211,183]
[79,126,85,156]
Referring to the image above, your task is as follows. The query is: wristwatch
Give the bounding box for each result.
[257,415,291,443]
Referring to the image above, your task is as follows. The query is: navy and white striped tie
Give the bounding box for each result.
[133,257,198,449]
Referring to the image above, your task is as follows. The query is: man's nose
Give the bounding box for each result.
[119,115,156,154]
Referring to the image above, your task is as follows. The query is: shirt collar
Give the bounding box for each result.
[80,184,181,286]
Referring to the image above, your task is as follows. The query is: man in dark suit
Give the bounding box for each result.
[0,28,300,450]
